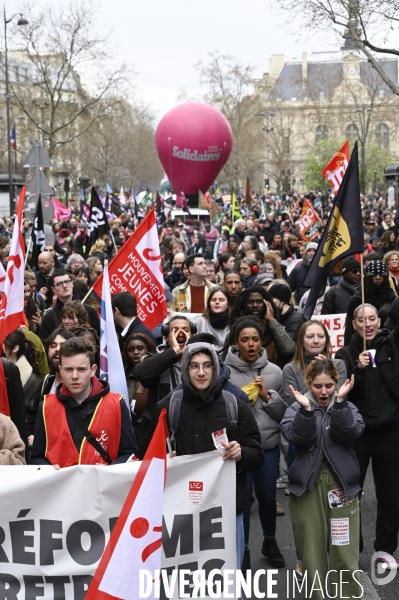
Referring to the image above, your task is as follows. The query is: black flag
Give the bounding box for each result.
[87,187,110,253]
[303,143,363,320]
[31,195,46,268]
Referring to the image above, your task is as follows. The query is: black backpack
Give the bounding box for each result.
[168,389,238,449]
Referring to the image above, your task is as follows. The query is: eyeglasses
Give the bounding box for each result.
[70,261,83,266]
[54,279,72,287]
[350,269,361,274]
[188,362,214,373]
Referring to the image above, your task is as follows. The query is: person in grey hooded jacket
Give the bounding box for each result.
[225,317,287,570]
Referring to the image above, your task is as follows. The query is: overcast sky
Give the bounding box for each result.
[9,0,340,121]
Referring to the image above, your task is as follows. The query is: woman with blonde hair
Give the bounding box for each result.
[282,319,347,406]
[87,256,103,282]
[88,238,107,263]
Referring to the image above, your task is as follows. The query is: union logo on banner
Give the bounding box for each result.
[93,207,167,330]
[321,141,350,194]
[298,199,322,241]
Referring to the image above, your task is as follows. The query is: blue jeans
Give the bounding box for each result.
[236,513,244,600]
[236,513,244,568]
[243,445,279,546]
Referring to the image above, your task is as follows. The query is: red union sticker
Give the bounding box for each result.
[189,481,203,491]
[188,481,204,505]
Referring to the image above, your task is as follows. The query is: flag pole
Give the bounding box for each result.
[360,253,366,352]
[24,238,32,267]
[110,230,118,254]
[81,285,95,305]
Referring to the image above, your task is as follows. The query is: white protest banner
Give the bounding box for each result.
[0,451,236,600]
[313,313,346,356]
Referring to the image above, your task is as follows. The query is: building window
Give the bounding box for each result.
[376,123,389,150]
[319,91,325,100]
[315,125,328,143]
[283,136,290,154]
[345,123,358,142]
[379,89,385,98]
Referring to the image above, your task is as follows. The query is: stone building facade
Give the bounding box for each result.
[254,48,399,193]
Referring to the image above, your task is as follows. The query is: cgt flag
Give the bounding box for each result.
[303,142,363,320]
[92,207,167,330]
[86,409,169,600]
[298,199,322,242]
[30,195,46,269]
[321,141,349,194]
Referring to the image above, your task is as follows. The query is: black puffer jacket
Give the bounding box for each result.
[321,278,359,315]
[335,327,399,430]
[279,305,304,342]
[287,259,311,303]
[143,343,264,514]
[280,393,364,498]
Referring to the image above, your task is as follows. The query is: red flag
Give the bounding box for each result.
[321,141,350,194]
[86,409,169,600]
[245,176,252,208]
[298,199,322,241]
[93,207,167,330]
[0,187,26,346]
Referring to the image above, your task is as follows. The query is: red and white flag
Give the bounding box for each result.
[0,187,27,345]
[321,141,350,194]
[298,199,323,241]
[0,262,6,293]
[86,409,169,600]
[93,207,167,330]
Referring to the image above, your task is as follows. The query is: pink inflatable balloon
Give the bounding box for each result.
[155,102,233,195]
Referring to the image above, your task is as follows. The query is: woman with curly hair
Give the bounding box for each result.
[227,286,295,367]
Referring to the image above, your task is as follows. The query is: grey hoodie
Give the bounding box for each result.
[181,342,220,400]
[225,346,286,449]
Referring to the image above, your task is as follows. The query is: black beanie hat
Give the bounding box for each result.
[342,257,360,274]
[269,283,291,305]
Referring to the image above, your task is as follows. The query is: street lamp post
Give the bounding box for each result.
[355,106,372,195]
[4,9,28,215]
[259,111,275,191]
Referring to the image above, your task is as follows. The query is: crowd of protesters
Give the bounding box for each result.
[0,186,398,596]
